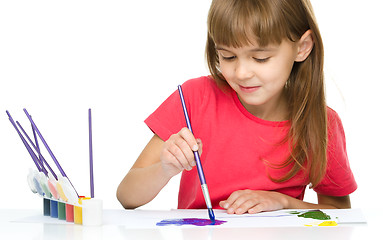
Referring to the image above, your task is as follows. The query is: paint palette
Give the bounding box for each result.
[6,109,102,226]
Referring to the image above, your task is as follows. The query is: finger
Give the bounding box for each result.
[167,142,192,171]
[162,148,184,173]
[219,200,227,209]
[179,127,199,151]
[224,191,248,214]
[248,203,265,214]
[173,137,196,169]
[196,138,203,156]
[236,199,260,215]
[221,191,240,210]
[220,197,234,211]
[227,197,249,214]
[165,134,193,170]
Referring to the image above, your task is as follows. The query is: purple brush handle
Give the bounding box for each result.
[6,111,42,172]
[16,121,58,180]
[23,109,67,177]
[177,85,206,185]
[89,108,94,198]
[31,120,42,163]
[17,121,48,176]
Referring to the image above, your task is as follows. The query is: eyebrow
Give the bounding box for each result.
[215,46,276,52]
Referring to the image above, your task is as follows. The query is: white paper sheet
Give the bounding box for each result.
[112,209,366,228]
[13,209,366,228]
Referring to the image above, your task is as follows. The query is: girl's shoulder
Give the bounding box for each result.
[326,106,339,118]
[326,107,343,127]
[326,107,346,141]
[182,76,220,91]
[181,76,228,100]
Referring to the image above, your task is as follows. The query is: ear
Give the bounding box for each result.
[295,30,314,62]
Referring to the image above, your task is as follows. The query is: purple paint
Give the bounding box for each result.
[156,218,226,227]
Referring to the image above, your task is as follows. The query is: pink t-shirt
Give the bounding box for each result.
[145,76,357,209]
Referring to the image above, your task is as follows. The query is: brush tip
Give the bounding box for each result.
[208,208,215,223]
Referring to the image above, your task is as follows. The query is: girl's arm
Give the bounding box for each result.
[219,190,351,215]
[288,193,351,209]
[117,129,201,209]
[116,134,170,209]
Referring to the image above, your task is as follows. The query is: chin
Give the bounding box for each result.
[239,95,266,107]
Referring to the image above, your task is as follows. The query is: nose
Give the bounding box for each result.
[235,60,254,81]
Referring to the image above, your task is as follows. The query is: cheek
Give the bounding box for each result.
[264,59,294,85]
[253,64,283,86]
[218,62,233,80]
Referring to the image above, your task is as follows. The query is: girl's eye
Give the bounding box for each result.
[221,55,236,61]
[253,57,270,63]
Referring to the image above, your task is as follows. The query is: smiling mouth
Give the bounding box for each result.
[239,85,260,93]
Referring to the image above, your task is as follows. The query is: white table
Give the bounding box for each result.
[0,208,379,240]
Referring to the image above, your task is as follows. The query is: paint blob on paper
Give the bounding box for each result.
[297,210,331,220]
[156,218,226,227]
[288,211,301,215]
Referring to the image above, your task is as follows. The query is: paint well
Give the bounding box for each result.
[50,200,58,218]
[43,198,50,216]
[58,202,66,220]
[65,204,74,222]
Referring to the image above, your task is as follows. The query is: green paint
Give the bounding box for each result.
[288,211,301,215]
[297,210,331,220]
[58,202,66,220]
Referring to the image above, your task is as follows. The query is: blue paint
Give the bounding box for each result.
[50,200,58,218]
[208,208,215,222]
[156,218,226,227]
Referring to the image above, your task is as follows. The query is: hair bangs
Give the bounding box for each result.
[208,0,292,48]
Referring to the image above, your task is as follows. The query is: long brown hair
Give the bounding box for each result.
[206,0,327,187]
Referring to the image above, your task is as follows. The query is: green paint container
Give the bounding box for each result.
[58,202,66,220]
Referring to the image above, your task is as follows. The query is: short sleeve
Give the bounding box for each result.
[313,108,357,196]
[144,77,207,141]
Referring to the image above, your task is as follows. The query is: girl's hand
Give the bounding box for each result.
[160,127,202,178]
[219,190,288,214]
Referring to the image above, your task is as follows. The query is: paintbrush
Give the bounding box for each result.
[177,85,215,222]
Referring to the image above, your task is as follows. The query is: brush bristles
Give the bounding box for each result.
[208,208,215,223]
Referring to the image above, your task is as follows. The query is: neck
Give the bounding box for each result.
[238,91,288,122]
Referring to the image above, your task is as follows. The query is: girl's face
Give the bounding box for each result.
[217,39,299,120]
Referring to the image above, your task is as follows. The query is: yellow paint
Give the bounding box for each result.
[318,221,338,226]
[74,197,91,225]
[304,221,338,227]
[78,197,91,204]
[74,205,82,224]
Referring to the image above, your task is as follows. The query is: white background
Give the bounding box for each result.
[0,0,382,210]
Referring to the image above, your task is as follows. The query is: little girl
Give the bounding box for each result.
[117,0,357,214]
